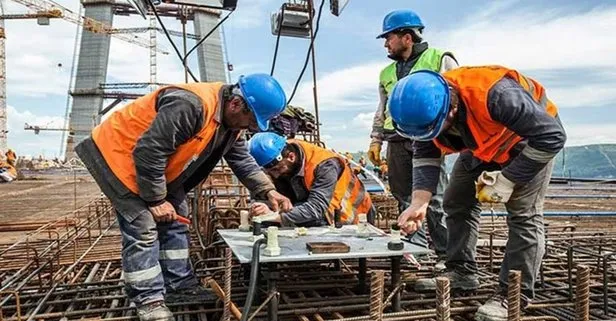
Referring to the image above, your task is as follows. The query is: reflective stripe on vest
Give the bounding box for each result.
[436,66,558,164]
[92,82,225,194]
[290,140,373,225]
[380,48,446,130]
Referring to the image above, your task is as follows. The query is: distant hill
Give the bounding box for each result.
[552,144,616,179]
[344,144,616,179]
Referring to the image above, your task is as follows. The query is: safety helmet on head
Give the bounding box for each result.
[389,70,450,141]
[377,9,424,39]
[237,73,287,131]
[248,132,287,168]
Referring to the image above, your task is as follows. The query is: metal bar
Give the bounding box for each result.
[390,256,401,312]
[436,277,450,321]
[358,258,366,294]
[369,271,384,321]
[508,270,521,321]
[575,265,590,321]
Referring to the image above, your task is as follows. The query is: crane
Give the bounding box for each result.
[24,122,72,135]
[0,3,62,154]
[9,0,169,54]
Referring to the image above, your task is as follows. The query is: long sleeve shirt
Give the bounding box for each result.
[270,144,343,227]
[132,87,274,205]
[413,77,567,193]
[371,43,459,143]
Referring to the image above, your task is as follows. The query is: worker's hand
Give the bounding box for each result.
[250,202,271,217]
[368,141,382,166]
[475,170,516,203]
[397,190,432,235]
[266,190,293,213]
[148,201,177,223]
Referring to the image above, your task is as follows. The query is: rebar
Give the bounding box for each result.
[436,277,450,321]
[369,271,384,321]
[575,265,590,321]
[508,270,522,321]
[222,248,232,321]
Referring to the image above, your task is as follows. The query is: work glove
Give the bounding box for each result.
[368,141,382,166]
[475,170,516,203]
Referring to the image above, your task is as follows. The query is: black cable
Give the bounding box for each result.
[286,0,326,105]
[182,10,234,80]
[240,237,267,321]
[146,0,200,82]
[270,4,285,76]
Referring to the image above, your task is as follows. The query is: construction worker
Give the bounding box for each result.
[247,132,374,227]
[0,149,17,182]
[368,9,455,269]
[75,74,292,321]
[389,66,566,321]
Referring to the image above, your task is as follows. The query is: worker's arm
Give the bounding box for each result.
[369,83,388,144]
[439,54,459,73]
[411,140,443,195]
[281,159,341,226]
[224,136,276,199]
[133,89,204,205]
[488,77,567,184]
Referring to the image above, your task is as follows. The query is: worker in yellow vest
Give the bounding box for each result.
[368,9,457,271]
[389,67,566,321]
[75,74,292,321]
[247,132,374,227]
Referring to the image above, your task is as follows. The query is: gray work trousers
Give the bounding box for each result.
[387,140,449,256]
[444,152,553,298]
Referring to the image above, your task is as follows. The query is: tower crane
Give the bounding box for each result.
[0,0,172,153]
[8,0,169,54]
[24,122,72,135]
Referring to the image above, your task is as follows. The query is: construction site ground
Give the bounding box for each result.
[1,169,616,321]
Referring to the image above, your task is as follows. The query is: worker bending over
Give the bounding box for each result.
[368,9,455,268]
[248,132,374,227]
[389,66,566,321]
[76,74,292,321]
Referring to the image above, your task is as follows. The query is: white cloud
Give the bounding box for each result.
[6,105,66,158]
[226,0,276,29]
[561,123,616,147]
[351,112,374,130]
[429,5,616,71]
[293,62,383,110]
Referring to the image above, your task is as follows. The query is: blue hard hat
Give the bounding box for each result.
[377,9,424,39]
[248,132,287,167]
[389,70,450,141]
[238,73,287,131]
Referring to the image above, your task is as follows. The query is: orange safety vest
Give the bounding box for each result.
[437,66,558,164]
[291,140,373,225]
[92,82,225,194]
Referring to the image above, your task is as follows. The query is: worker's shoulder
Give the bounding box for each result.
[156,87,203,112]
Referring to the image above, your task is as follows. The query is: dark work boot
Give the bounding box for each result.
[166,285,217,304]
[414,270,479,292]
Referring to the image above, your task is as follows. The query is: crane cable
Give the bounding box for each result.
[147,0,234,82]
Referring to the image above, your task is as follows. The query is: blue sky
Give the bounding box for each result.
[3,0,616,157]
